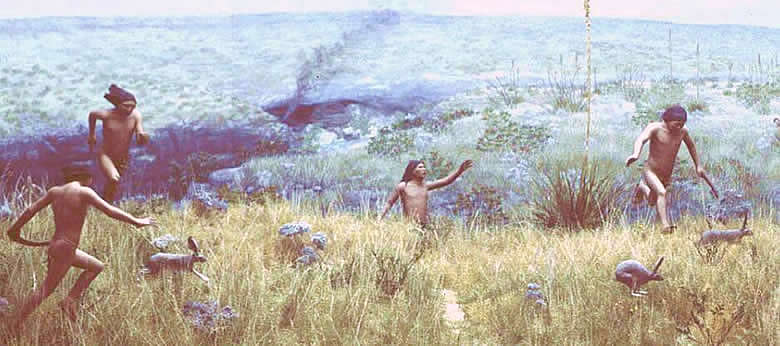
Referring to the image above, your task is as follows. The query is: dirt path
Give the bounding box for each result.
[441,289,466,336]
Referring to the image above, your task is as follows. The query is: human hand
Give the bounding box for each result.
[135,217,155,228]
[88,135,97,151]
[625,154,639,167]
[459,160,474,173]
[137,132,150,146]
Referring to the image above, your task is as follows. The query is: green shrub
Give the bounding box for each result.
[633,81,686,127]
[420,151,454,179]
[613,64,647,103]
[168,152,221,199]
[391,114,425,131]
[425,108,474,133]
[488,60,526,108]
[530,160,626,231]
[455,183,509,225]
[686,100,709,113]
[367,126,414,157]
[476,110,551,153]
[734,82,775,115]
[545,56,587,112]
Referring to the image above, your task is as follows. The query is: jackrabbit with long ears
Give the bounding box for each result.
[140,236,209,282]
[615,257,664,297]
[698,212,753,247]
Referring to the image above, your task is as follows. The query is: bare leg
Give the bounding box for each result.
[632,180,650,205]
[59,250,104,322]
[642,170,672,231]
[98,151,121,203]
[15,255,73,328]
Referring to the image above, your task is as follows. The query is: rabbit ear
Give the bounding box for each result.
[187,236,199,253]
[652,256,665,274]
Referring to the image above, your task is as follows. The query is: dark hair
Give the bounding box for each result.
[401,160,424,182]
[104,84,137,107]
[661,104,687,122]
[62,164,92,183]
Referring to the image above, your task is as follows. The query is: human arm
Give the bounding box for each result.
[6,189,54,243]
[378,183,403,221]
[84,188,154,227]
[625,124,654,167]
[683,129,719,199]
[88,110,107,150]
[427,160,473,191]
[134,111,150,146]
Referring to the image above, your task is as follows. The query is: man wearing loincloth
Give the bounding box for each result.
[88,84,150,203]
[6,164,154,328]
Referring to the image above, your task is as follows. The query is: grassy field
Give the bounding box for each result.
[0,195,777,345]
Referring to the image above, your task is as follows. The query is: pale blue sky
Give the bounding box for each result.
[1,0,778,28]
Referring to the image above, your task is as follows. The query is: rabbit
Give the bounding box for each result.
[615,256,664,297]
[140,236,209,282]
[698,212,752,247]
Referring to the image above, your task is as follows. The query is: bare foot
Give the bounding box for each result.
[58,299,78,322]
[661,225,676,234]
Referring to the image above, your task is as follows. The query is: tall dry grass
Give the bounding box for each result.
[1,187,777,345]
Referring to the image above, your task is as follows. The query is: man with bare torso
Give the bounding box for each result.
[6,165,154,328]
[378,159,473,226]
[88,84,150,203]
[626,105,718,234]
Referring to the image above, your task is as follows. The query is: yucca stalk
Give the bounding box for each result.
[583,0,592,181]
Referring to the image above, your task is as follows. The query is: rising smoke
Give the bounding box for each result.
[283,9,401,123]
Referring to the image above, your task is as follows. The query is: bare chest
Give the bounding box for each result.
[649,131,683,155]
[103,116,136,134]
[402,185,428,201]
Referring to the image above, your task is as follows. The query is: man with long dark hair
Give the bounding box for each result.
[378,159,473,226]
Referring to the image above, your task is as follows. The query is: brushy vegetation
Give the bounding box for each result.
[476,109,551,153]
[366,126,414,157]
[1,191,776,345]
[545,54,588,112]
[487,60,526,108]
[734,82,777,115]
[529,158,627,231]
[632,80,686,127]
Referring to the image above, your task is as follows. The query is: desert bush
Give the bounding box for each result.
[425,108,475,133]
[632,80,686,127]
[367,126,414,157]
[420,151,454,179]
[487,60,526,108]
[455,183,509,225]
[217,184,282,205]
[530,160,626,231]
[371,246,425,297]
[613,63,648,103]
[545,55,587,112]
[686,100,709,113]
[734,82,775,115]
[672,287,747,345]
[391,113,425,131]
[167,152,222,199]
[476,109,551,153]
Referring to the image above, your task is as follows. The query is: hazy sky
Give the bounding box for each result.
[1,0,778,28]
